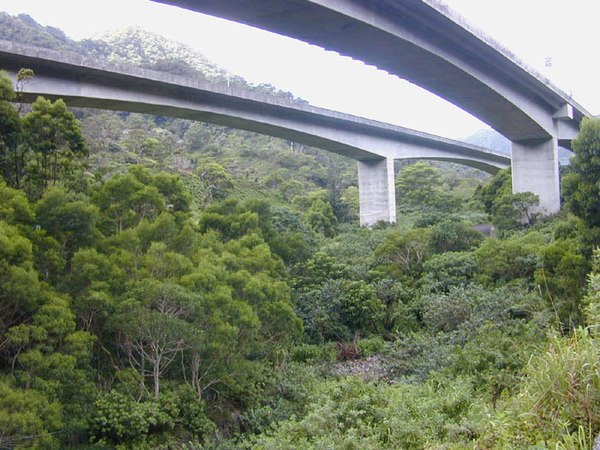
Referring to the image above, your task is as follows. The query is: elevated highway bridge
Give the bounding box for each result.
[155,0,591,217]
[0,40,510,225]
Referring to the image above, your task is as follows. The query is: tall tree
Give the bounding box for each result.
[563,118,600,229]
[0,70,22,188]
[21,97,87,199]
[35,188,100,264]
[395,162,455,211]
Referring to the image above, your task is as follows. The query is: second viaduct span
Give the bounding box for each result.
[156,0,590,216]
[0,40,509,225]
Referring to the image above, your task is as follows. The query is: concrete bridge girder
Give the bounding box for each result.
[315,1,558,143]
[1,41,512,226]
[13,70,509,170]
[11,71,509,226]
[154,0,585,142]
[154,0,591,217]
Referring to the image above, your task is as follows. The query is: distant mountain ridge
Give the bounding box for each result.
[462,128,511,153]
[0,12,226,78]
[0,12,304,102]
[462,127,573,165]
[0,12,79,51]
[87,27,229,81]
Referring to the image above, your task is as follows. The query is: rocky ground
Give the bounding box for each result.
[328,354,395,382]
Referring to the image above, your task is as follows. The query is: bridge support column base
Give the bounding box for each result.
[511,138,560,215]
[358,158,396,226]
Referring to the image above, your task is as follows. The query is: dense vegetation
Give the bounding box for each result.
[1,13,600,449]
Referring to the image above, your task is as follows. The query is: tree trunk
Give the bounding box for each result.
[153,356,161,398]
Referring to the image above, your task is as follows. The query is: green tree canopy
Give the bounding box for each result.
[21,97,87,198]
[563,117,600,229]
[0,70,22,188]
[396,162,455,211]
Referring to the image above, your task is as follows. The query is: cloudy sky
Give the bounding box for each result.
[1,0,598,139]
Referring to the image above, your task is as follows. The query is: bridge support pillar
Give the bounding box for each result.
[511,138,560,215]
[358,158,396,226]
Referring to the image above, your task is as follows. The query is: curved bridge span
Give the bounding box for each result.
[155,0,591,216]
[0,40,509,225]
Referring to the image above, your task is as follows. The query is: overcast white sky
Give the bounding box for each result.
[1,0,598,139]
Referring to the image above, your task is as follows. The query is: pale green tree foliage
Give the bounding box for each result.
[396,162,439,201]
[375,228,432,280]
[21,97,87,199]
[584,248,600,332]
[0,219,43,346]
[196,161,234,205]
[0,381,62,449]
[246,377,481,449]
[305,197,337,237]
[475,232,544,284]
[199,198,260,240]
[492,191,540,232]
[66,248,119,332]
[35,187,99,263]
[474,168,511,215]
[396,162,455,211]
[93,166,189,235]
[0,210,95,437]
[80,112,124,154]
[0,181,34,226]
[0,70,87,197]
[93,173,153,234]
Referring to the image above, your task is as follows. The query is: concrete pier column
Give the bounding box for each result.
[358,158,396,226]
[511,138,560,214]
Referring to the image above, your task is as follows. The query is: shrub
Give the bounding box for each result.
[244,377,482,449]
[357,335,386,357]
[420,251,479,293]
[289,343,336,363]
[89,391,175,446]
[481,329,600,448]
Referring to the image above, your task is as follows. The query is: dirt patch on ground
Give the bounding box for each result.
[328,354,394,382]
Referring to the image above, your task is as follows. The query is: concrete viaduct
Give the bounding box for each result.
[0,40,510,225]
[155,0,590,217]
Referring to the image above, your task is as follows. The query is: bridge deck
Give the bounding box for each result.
[0,40,509,172]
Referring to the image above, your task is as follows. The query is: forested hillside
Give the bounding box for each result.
[1,13,600,449]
